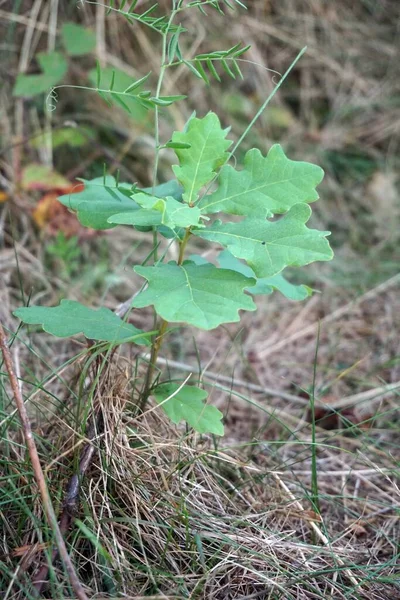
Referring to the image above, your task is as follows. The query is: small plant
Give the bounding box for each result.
[14,0,333,436]
[46,232,82,278]
[13,22,96,98]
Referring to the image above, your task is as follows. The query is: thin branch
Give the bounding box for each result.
[33,414,100,593]
[0,322,89,600]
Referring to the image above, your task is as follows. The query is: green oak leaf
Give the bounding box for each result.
[171,112,232,204]
[14,300,150,345]
[260,273,313,299]
[153,383,224,435]
[13,52,68,98]
[199,145,324,217]
[108,192,203,229]
[58,176,138,229]
[218,250,313,299]
[143,180,183,200]
[133,261,256,330]
[194,203,333,278]
[58,178,182,230]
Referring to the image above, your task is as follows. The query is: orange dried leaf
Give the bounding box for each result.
[349,522,367,537]
[11,542,49,557]
[33,185,99,239]
[33,192,58,229]
[290,509,323,523]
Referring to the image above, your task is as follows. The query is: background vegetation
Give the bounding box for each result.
[0,0,399,598]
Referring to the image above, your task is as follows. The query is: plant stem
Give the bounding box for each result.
[140,7,182,411]
[178,227,191,264]
[140,318,169,411]
[139,225,192,411]
[229,46,307,157]
[0,322,89,600]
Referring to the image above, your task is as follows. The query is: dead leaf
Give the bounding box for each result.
[348,521,367,537]
[33,183,100,238]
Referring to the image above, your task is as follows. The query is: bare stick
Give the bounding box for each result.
[0,322,89,600]
[33,414,100,593]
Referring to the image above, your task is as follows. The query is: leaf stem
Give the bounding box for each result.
[178,227,191,265]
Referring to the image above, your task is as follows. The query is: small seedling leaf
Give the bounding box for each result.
[110,91,132,113]
[61,23,96,56]
[182,60,204,80]
[171,112,232,204]
[154,383,224,435]
[13,52,67,97]
[194,60,210,84]
[221,59,236,79]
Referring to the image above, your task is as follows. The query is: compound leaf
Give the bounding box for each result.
[13,52,67,97]
[14,300,150,345]
[199,145,324,217]
[109,193,202,228]
[88,67,149,122]
[133,261,256,330]
[194,203,333,278]
[153,383,224,435]
[171,112,232,204]
[218,250,313,299]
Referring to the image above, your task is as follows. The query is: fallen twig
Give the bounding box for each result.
[0,321,89,600]
[32,414,100,594]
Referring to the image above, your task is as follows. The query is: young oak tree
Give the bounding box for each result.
[14,2,333,437]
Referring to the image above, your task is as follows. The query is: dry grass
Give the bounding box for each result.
[2,351,399,598]
[1,0,400,598]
